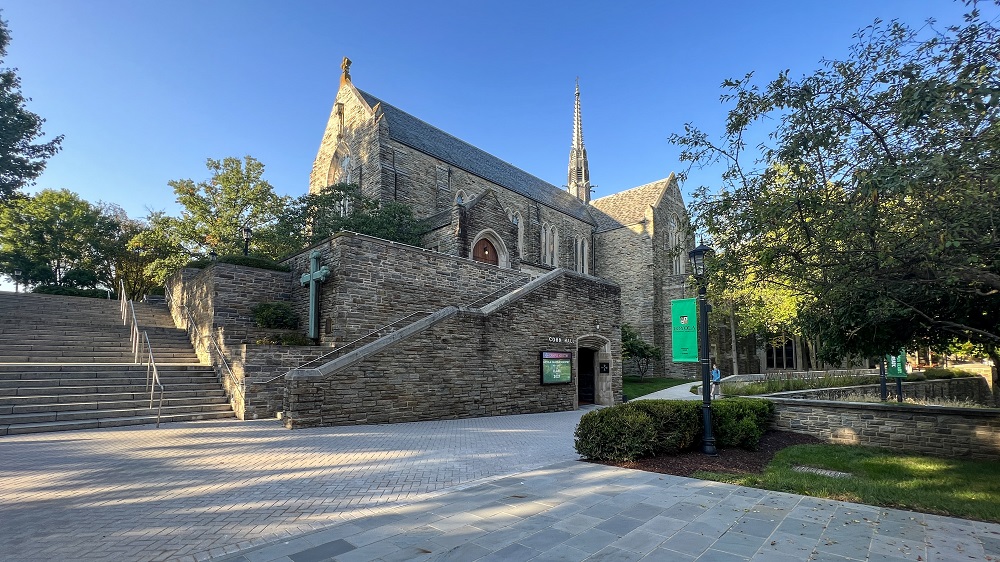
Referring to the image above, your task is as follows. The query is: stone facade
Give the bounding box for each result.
[309,69,695,377]
[284,270,622,428]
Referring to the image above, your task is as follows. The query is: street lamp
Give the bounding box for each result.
[688,243,717,455]
[242,226,252,257]
[209,250,218,262]
[13,269,21,294]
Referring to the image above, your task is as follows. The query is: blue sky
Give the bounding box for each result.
[2,0,987,221]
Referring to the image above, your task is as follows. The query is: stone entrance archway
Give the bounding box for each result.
[470,229,510,268]
[576,334,613,407]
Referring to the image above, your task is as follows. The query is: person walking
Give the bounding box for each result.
[710,363,722,399]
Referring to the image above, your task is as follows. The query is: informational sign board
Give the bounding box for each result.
[540,351,573,384]
[885,352,907,378]
[671,298,699,363]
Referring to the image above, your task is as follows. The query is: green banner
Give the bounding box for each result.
[671,298,699,363]
[886,352,907,378]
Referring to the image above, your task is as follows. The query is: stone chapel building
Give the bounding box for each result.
[311,59,695,377]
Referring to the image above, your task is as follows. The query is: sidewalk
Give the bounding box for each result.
[211,459,1000,562]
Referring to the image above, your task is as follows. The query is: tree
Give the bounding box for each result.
[671,4,1000,388]
[0,13,63,203]
[141,156,289,281]
[0,189,112,288]
[621,324,663,379]
[274,183,424,253]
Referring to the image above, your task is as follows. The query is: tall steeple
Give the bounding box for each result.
[567,78,592,204]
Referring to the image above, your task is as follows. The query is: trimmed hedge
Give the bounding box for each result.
[711,398,775,451]
[184,254,291,272]
[32,285,113,299]
[574,397,774,461]
[573,405,657,462]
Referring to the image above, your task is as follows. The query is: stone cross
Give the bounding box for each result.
[300,250,330,340]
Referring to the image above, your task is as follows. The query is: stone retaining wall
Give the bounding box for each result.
[767,379,1000,460]
[769,377,993,405]
[235,345,332,420]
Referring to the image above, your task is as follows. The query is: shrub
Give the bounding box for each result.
[251,302,299,329]
[184,254,291,272]
[574,404,657,462]
[923,367,976,380]
[627,400,702,454]
[32,285,112,299]
[711,398,774,450]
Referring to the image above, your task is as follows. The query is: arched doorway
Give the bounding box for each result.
[470,229,510,268]
[472,238,499,265]
[577,334,613,406]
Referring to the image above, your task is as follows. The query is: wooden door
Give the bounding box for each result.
[472,238,499,265]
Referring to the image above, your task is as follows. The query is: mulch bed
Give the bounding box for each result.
[596,431,823,477]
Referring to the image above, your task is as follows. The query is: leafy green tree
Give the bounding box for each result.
[274,183,424,254]
[0,189,111,288]
[621,323,663,379]
[0,13,63,203]
[140,156,289,280]
[672,4,1000,388]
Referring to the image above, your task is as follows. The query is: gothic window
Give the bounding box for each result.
[540,224,559,266]
[509,211,524,258]
[574,237,589,274]
[455,190,467,205]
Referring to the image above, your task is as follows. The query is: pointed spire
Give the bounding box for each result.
[567,78,591,204]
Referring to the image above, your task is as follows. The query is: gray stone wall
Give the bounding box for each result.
[310,84,383,200]
[283,271,622,428]
[768,395,1000,460]
[236,345,333,420]
[166,263,297,420]
[281,232,531,346]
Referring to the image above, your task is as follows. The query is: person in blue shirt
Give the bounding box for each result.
[710,363,722,399]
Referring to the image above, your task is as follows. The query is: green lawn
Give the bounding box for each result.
[695,444,1000,523]
[622,376,690,399]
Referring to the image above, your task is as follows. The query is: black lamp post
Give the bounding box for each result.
[209,250,218,262]
[13,268,21,294]
[688,243,717,455]
[242,226,252,257]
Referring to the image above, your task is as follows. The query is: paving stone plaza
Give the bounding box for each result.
[1,410,998,562]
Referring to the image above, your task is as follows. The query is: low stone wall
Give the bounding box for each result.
[769,377,993,406]
[768,392,1000,460]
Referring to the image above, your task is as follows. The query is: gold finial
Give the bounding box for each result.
[340,57,352,86]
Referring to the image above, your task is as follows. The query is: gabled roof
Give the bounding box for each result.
[589,177,673,233]
[357,90,595,224]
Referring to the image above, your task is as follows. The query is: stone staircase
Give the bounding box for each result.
[0,291,234,435]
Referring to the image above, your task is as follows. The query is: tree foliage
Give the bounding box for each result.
[0,189,113,288]
[672,4,1000,379]
[621,323,663,379]
[0,14,62,203]
[275,183,424,251]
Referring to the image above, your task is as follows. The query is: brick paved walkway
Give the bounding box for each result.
[0,411,587,562]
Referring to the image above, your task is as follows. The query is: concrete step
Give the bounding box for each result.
[0,383,226,398]
[1,394,229,415]
[0,363,211,373]
[0,410,237,436]
[0,388,226,408]
[0,402,234,425]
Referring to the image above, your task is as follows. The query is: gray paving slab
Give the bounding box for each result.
[4,410,1000,562]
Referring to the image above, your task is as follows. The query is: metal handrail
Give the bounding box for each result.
[180,305,244,402]
[139,331,165,428]
[258,310,431,386]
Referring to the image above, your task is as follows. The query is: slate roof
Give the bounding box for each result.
[358,90,595,224]
[589,178,671,233]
